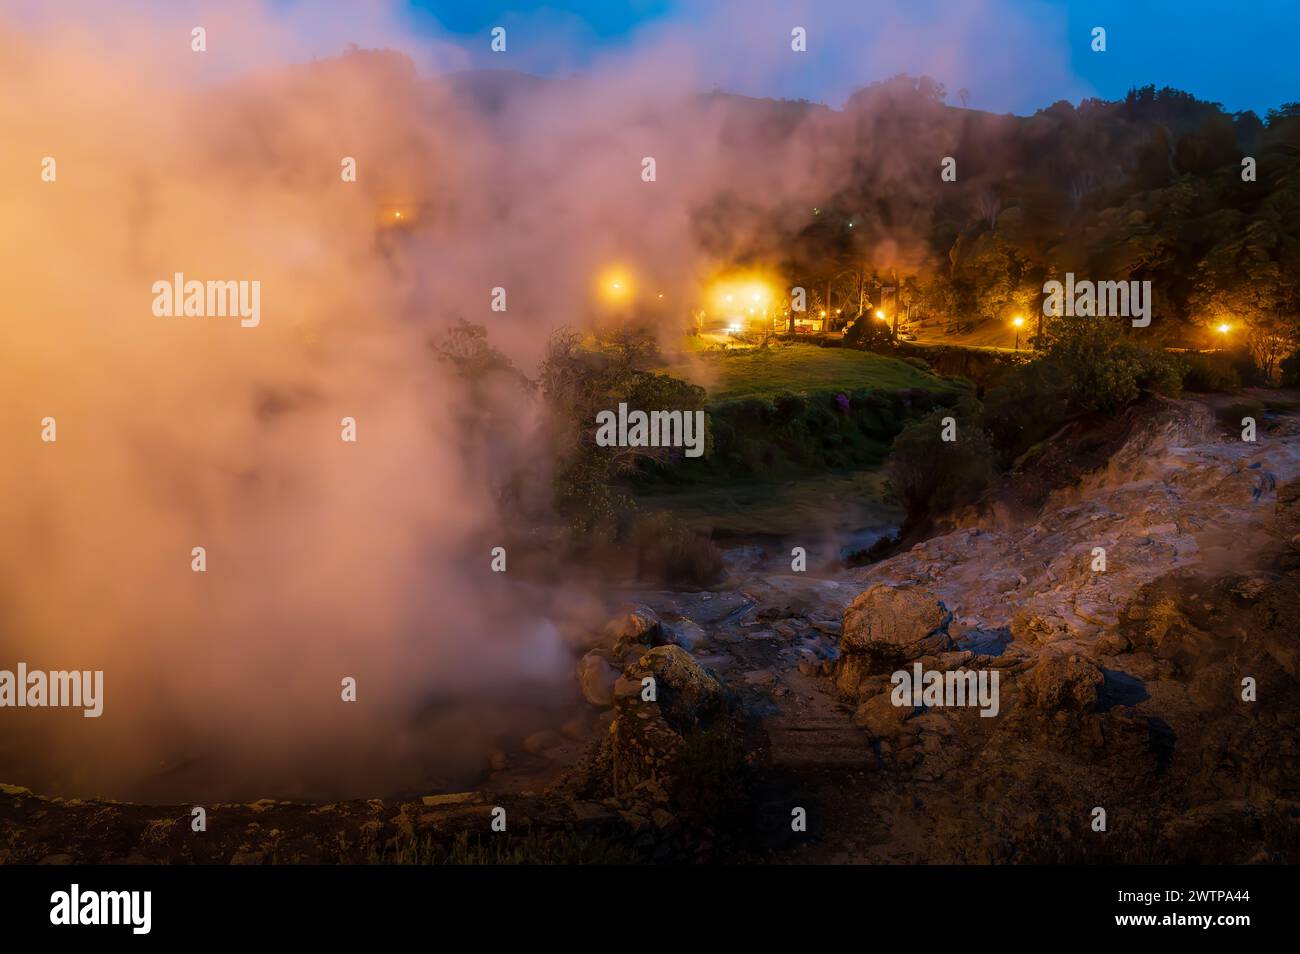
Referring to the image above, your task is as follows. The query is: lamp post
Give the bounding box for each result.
[1013,315,1025,351]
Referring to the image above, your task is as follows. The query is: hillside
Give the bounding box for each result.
[439,68,1298,360]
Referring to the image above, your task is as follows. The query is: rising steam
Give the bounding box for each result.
[0,0,1081,801]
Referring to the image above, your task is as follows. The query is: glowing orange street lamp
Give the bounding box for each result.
[597,266,633,306]
[1217,322,1231,335]
[875,309,886,321]
[1012,314,1025,351]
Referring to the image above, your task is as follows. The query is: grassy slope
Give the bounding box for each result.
[660,342,959,404]
[634,344,967,540]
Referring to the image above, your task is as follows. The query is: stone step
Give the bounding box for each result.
[765,717,874,769]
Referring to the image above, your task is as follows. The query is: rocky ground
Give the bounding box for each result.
[777,394,1300,862]
[3,393,1298,864]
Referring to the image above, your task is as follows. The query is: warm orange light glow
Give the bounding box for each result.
[875,309,886,320]
[1012,315,1025,327]
[597,266,634,304]
[378,203,416,227]
[1217,323,1230,334]
[706,273,777,319]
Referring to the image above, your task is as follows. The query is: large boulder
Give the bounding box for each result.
[610,646,731,794]
[837,584,953,697]
[629,645,729,733]
[842,583,953,655]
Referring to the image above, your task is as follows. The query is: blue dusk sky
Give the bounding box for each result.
[400,0,1298,116]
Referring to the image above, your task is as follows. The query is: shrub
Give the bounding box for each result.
[843,316,896,350]
[980,361,1071,467]
[553,456,630,542]
[888,403,996,516]
[1039,316,1183,413]
[1181,352,1242,393]
[1230,349,1271,387]
[541,329,709,536]
[772,393,808,420]
[1131,344,1185,397]
[626,512,725,587]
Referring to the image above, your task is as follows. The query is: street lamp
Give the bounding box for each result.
[1213,322,1232,352]
[598,266,633,305]
[1012,315,1025,351]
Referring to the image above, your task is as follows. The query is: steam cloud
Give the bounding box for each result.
[0,0,1084,801]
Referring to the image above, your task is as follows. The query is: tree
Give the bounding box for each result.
[1190,219,1300,381]
[539,328,709,536]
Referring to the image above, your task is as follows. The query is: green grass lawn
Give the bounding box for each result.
[660,342,959,404]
